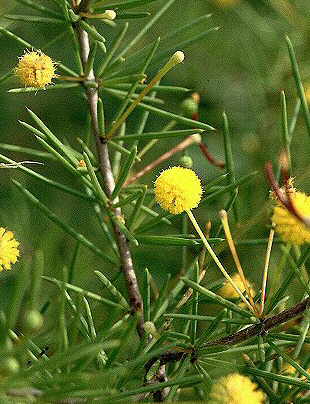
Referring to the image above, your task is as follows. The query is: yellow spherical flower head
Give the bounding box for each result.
[154,166,202,214]
[218,273,254,300]
[0,228,20,271]
[15,50,57,88]
[209,373,265,404]
[272,192,310,245]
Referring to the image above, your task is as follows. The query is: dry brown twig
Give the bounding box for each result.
[124,134,202,186]
[145,297,310,374]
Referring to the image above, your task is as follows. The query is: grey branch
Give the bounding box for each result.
[76,22,144,336]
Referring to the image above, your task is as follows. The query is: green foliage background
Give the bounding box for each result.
[1,0,309,300]
[0,0,309,401]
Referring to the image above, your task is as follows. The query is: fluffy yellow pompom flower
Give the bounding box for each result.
[0,228,20,271]
[209,373,265,404]
[154,166,202,214]
[15,50,57,88]
[218,273,254,299]
[272,192,310,245]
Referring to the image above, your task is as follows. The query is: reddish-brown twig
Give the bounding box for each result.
[199,142,225,169]
[124,134,201,186]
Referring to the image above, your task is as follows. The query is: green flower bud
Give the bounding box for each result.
[143,321,160,339]
[0,357,20,375]
[22,310,44,333]
[97,350,108,367]
[181,97,199,118]
[179,155,193,169]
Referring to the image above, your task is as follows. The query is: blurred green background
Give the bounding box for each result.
[0,0,309,319]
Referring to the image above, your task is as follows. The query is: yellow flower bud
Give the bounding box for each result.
[103,10,116,20]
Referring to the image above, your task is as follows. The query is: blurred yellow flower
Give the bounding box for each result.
[209,373,265,404]
[305,85,310,104]
[281,362,310,399]
[218,273,254,300]
[0,227,20,271]
[15,50,57,88]
[213,0,240,8]
[282,363,297,376]
[154,166,202,214]
[272,191,310,245]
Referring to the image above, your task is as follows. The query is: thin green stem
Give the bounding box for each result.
[106,51,184,138]
[186,210,255,314]
[260,226,275,316]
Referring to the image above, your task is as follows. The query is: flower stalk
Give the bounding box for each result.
[106,51,185,139]
[219,209,258,316]
[186,209,255,314]
[260,225,275,316]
